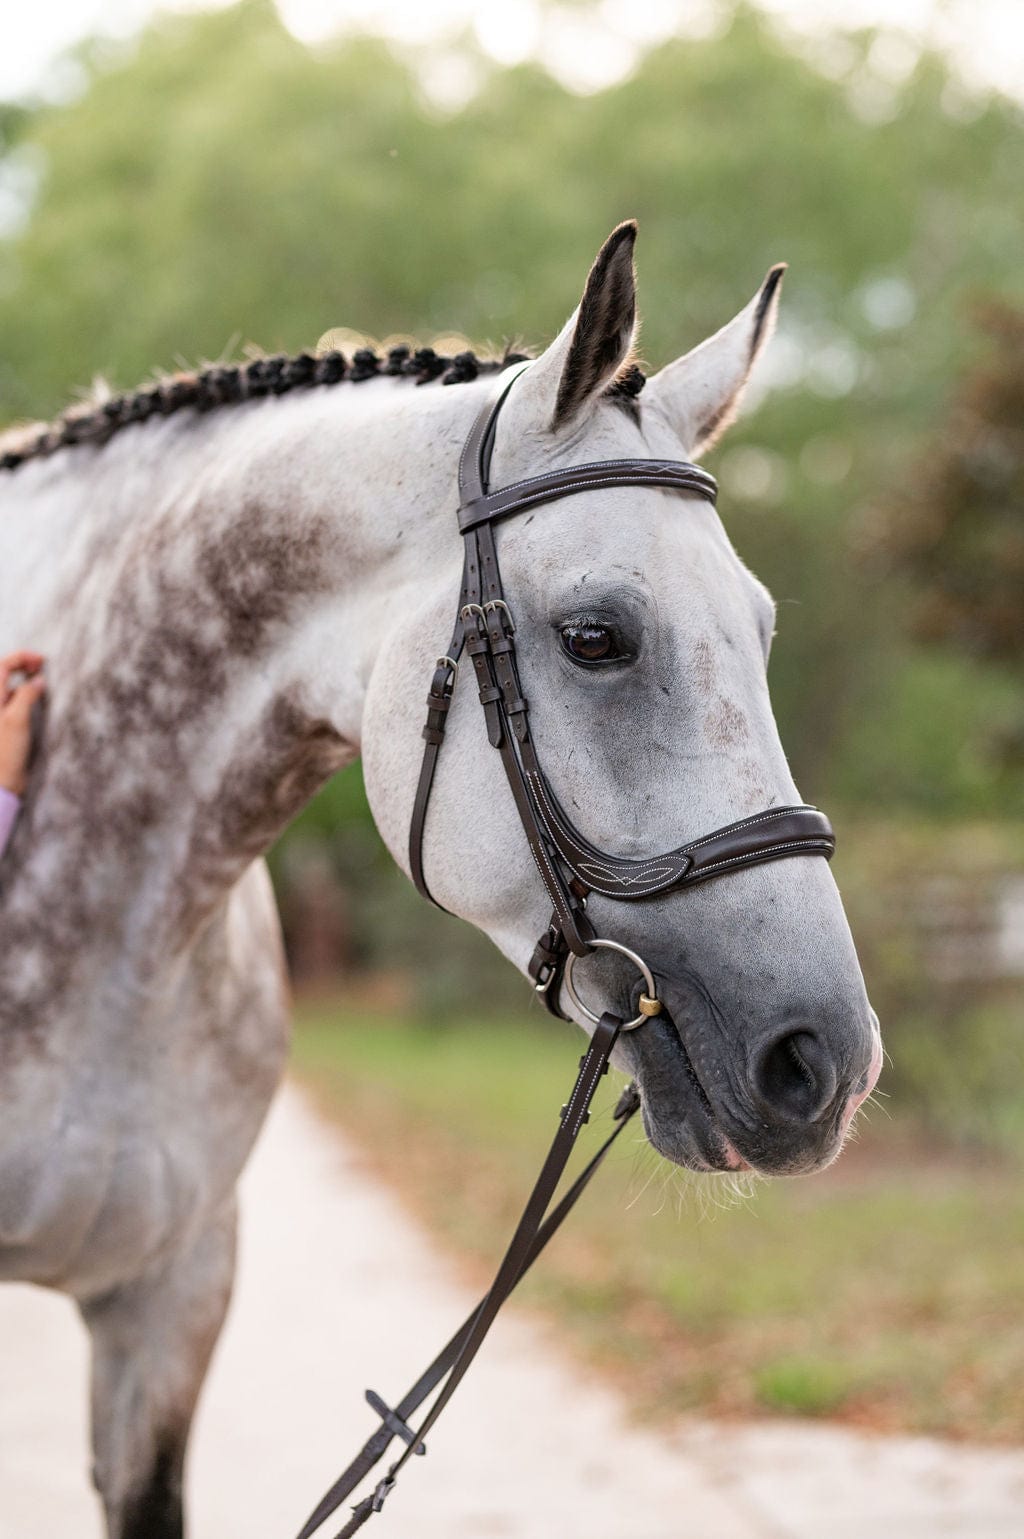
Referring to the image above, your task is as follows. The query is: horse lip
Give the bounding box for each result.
[638,1090,741,1173]
[628,977,852,1177]
[634,987,715,1104]
[626,1001,742,1172]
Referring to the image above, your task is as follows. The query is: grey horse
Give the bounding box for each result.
[0,224,880,1537]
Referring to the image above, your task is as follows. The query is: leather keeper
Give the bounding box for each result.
[529,930,562,977]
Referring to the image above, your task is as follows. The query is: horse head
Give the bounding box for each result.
[363,224,881,1177]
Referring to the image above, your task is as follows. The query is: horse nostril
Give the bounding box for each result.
[752,1029,839,1123]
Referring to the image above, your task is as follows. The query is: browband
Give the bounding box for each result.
[456,357,718,527]
[458,460,718,531]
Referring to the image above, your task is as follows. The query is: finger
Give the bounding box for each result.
[0,651,44,700]
[3,675,46,724]
[0,650,44,680]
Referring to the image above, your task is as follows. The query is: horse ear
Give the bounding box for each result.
[645,265,786,458]
[510,222,639,434]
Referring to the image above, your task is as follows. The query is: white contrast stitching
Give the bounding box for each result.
[684,807,804,854]
[577,862,676,887]
[693,840,830,877]
[527,771,686,889]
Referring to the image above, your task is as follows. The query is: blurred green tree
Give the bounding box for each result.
[860,301,1024,781]
[867,301,1024,667]
[1,0,1022,819]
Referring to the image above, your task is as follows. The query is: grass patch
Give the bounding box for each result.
[754,1356,859,1416]
[291,997,1024,1443]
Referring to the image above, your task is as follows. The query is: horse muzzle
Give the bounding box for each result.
[618,974,881,1177]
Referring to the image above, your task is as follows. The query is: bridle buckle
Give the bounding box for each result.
[483,598,515,633]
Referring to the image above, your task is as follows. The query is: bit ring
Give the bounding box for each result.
[564,938,662,1032]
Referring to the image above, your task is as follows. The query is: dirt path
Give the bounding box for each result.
[2,1082,1022,1538]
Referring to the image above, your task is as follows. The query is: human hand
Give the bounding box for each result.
[0,651,46,796]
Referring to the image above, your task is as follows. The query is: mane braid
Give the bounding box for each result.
[0,342,646,474]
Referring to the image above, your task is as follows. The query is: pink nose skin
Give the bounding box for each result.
[722,1138,751,1173]
[841,1032,883,1134]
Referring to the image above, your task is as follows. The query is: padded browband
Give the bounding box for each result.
[456,358,718,527]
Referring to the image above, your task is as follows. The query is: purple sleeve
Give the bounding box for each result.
[0,787,20,856]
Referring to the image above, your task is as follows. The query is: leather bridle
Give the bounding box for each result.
[295,362,837,1539]
[408,359,834,1024]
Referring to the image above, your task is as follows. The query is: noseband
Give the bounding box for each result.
[408,359,834,1023]
[296,362,836,1539]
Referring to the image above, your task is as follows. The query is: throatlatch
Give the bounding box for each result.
[295,361,836,1538]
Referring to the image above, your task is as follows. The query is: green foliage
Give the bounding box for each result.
[5,7,1020,1425]
[866,301,1024,672]
[754,1356,861,1416]
[831,818,1024,1144]
[829,650,1023,815]
[3,3,1020,1122]
[2,0,1021,815]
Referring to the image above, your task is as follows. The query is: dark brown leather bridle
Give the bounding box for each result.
[295,361,836,1539]
[409,359,834,1018]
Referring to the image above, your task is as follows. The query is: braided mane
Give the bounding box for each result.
[0,342,646,474]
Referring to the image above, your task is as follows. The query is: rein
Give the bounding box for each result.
[294,362,836,1538]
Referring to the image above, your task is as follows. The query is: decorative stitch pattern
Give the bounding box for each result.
[527,770,689,896]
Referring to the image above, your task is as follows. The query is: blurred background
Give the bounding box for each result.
[2,0,1021,1444]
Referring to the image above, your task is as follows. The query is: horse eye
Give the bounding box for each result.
[560,621,621,665]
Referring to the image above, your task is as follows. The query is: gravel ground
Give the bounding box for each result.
[2,1082,1022,1538]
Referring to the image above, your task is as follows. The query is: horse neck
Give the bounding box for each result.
[0,378,474,963]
